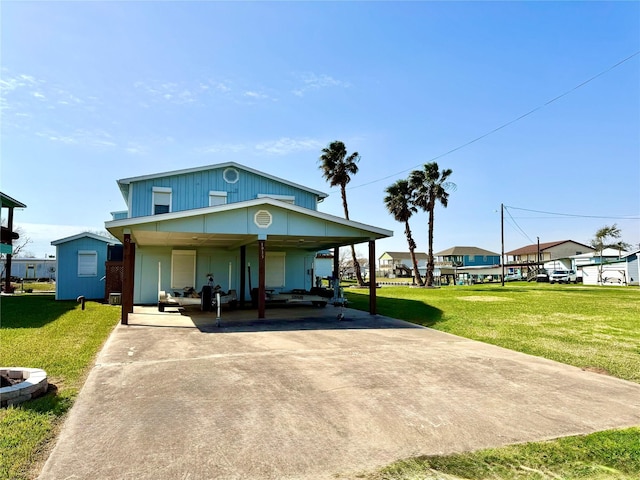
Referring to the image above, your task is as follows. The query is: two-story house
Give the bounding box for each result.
[104,162,392,322]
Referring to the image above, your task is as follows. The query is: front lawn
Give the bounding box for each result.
[0,295,120,480]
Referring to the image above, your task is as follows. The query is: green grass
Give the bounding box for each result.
[346,283,640,479]
[370,427,640,480]
[0,295,120,480]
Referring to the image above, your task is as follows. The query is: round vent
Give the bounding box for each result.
[254,210,272,228]
[223,167,239,184]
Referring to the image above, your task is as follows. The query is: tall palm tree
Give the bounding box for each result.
[409,162,455,287]
[319,140,364,286]
[384,179,423,286]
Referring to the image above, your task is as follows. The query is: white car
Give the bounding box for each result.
[549,270,577,284]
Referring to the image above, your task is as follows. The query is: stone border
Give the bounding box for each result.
[0,367,48,408]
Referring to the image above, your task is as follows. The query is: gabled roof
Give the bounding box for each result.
[51,232,120,246]
[435,246,500,257]
[105,197,392,252]
[379,251,428,260]
[1,192,27,209]
[116,161,328,203]
[506,240,593,256]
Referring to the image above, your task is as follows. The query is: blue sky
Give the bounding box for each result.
[2,1,639,258]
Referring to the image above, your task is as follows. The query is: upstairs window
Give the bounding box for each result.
[209,191,228,207]
[78,250,98,277]
[152,187,172,215]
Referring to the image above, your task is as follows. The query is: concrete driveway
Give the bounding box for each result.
[38,305,640,480]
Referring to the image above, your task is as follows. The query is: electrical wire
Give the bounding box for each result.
[503,206,536,244]
[342,50,640,192]
[504,205,640,220]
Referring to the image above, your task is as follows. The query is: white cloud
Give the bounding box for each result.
[244,91,268,99]
[36,128,117,148]
[292,72,351,97]
[255,137,324,155]
[32,92,46,99]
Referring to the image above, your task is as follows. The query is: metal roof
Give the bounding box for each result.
[1,192,27,209]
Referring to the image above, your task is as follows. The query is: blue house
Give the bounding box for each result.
[104,162,392,322]
[435,246,501,267]
[51,233,120,301]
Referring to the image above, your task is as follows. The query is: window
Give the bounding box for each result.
[223,167,239,184]
[266,252,285,287]
[152,187,172,215]
[209,190,228,207]
[78,250,98,277]
[171,250,196,289]
[257,194,295,204]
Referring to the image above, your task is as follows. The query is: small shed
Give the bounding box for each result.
[580,250,639,287]
[51,232,120,301]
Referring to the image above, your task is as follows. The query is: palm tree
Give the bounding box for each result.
[384,179,423,286]
[589,224,630,283]
[319,140,364,286]
[409,162,455,287]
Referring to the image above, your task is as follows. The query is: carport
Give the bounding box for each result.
[105,198,393,324]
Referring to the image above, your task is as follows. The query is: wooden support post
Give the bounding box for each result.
[369,240,376,315]
[333,246,340,284]
[240,245,246,308]
[121,233,135,325]
[4,206,14,293]
[258,239,266,319]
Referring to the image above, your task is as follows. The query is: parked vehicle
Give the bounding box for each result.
[549,269,577,284]
[504,273,523,282]
[535,268,549,282]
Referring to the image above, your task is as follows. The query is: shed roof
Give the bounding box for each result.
[51,232,120,246]
[435,246,500,257]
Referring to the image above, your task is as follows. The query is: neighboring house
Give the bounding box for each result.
[104,162,392,322]
[0,258,57,281]
[433,246,501,284]
[51,233,121,301]
[378,251,428,277]
[506,240,595,280]
[435,246,500,267]
[506,240,594,265]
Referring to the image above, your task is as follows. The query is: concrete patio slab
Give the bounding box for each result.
[38,305,640,479]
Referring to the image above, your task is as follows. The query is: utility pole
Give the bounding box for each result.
[501,203,504,287]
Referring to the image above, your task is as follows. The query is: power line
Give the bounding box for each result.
[503,206,536,244]
[504,205,640,220]
[344,50,640,192]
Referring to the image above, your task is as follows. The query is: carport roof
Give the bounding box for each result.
[105,198,393,252]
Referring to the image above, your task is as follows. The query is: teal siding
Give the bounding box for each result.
[55,237,111,301]
[128,166,319,218]
[134,245,315,304]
